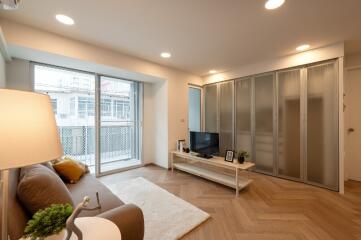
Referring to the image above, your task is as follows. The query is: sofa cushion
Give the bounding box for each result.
[66,173,123,217]
[41,161,55,172]
[17,164,74,214]
[53,158,86,183]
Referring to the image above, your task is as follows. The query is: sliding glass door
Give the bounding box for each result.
[34,64,96,169]
[34,64,142,176]
[99,76,141,173]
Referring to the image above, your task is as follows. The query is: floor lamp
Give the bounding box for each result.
[0,89,63,240]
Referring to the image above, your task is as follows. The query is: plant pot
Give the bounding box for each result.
[43,229,66,240]
[238,156,245,164]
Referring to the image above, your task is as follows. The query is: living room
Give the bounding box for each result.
[1,0,361,240]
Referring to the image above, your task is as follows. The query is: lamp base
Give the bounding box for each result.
[1,169,9,240]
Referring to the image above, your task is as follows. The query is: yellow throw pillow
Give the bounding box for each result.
[53,158,86,183]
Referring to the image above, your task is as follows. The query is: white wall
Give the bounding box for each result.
[142,81,168,166]
[1,18,202,169]
[345,52,361,69]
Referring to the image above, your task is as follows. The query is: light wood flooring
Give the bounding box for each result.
[100,165,361,240]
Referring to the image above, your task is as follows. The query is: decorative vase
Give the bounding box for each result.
[238,156,245,164]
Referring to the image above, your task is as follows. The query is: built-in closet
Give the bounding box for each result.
[203,60,339,191]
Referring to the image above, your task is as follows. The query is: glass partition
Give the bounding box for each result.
[204,84,218,133]
[188,87,201,132]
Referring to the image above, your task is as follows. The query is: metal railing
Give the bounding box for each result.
[59,125,134,167]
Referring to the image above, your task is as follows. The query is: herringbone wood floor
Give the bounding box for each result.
[100,165,361,240]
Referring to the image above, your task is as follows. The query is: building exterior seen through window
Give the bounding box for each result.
[34,64,141,173]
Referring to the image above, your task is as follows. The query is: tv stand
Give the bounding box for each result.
[196,153,213,159]
[170,151,255,196]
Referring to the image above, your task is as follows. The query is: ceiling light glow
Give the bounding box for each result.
[296,44,310,51]
[55,14,75,25]
[265,0,285,10]
[209,70,217,74]
[161,52,171,58]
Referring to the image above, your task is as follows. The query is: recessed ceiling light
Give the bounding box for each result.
[265,0,285,10]
[55,14,75,25]
[209,70,217,74]
[161,52,171,58]
[296,44,310,51]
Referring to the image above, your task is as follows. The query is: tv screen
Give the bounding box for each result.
[190,131,219,156]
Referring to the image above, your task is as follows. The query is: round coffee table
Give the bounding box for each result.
[21,217,121,240]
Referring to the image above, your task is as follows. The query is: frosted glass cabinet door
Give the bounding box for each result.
[254,74,274,174]
[277,69,301,179]
[306,62,338,190]
[219,81,234,156]
[235,78,252,156]
[204,84,218,133]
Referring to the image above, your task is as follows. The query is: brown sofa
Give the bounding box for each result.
[0,168,144,240]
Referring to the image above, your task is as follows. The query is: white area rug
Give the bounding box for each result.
[108,177,210,240]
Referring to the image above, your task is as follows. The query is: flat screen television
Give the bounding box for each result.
[189,131,219,158]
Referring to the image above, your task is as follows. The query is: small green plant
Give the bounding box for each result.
[23,204,73,240]
[239,151,250,158]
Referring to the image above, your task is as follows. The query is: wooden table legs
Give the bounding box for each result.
[171,153,174,172]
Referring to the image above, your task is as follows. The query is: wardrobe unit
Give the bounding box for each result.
[203,60,339,191]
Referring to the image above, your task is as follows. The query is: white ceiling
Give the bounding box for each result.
[1,0,361,76]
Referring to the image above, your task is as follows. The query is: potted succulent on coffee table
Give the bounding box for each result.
[23,204,73,240]
[237,151,250,164]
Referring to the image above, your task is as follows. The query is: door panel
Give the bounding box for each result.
[306,62,338,190]
[254,74,274,174]
[345,68,361,182]
[219,82,234,156]
[235,78,252,156]
[99,76,140,173]
[278,70,301,179]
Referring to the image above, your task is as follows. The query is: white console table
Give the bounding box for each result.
[170,151,255,196]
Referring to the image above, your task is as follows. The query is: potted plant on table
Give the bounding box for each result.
[23,204,73,240]
[237,151,250,164]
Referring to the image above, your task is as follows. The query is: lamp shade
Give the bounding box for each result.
[0,89,63,170]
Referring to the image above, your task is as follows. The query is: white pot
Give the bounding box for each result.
[43,230,67,240]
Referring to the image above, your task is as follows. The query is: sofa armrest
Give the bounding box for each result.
[97,204,144,240]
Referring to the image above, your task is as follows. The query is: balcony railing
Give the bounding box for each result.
[58,125,134,167]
